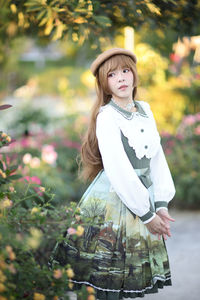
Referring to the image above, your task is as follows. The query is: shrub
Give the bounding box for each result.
[0,105,92,300]
[161,112,200,209]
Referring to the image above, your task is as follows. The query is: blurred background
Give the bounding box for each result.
[0,1,200,299]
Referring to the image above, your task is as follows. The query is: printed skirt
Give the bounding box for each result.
[48,170,172,300]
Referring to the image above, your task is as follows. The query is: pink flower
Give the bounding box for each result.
[50,141,58,147]
[195,113,200,121]
[167,140,175,147]
[22,176,43,196]
[194,125,200,135]
[165,148,172,155]
[176,134,184,140]
[183,115,196,126]
[62,139,81,150]
[161,131,171,138]
[195,74,200,80]
[23,176,41,185]
[34,187,43,196]
[67,227,77,235]
[41,144,57,165]
[20,137,30,148]
[31,176,41,185]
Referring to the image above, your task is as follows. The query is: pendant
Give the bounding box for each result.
[126,102,135,111]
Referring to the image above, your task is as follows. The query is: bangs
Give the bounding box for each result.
[104,54,135,74]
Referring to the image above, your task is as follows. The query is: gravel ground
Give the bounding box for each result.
[66,210,200,300]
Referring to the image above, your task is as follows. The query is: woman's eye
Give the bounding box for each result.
[108,73,114,77]
[123,68,129,73]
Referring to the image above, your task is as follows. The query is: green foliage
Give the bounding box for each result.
[1,0,200,58]
[176,77,200,114]
[0,184,92,299]
[162,112,200,209]
[0,104,94,299]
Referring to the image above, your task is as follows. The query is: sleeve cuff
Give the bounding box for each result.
[139,210,156,224]
[155,201,168,212]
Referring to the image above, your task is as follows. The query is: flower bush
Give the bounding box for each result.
[161,112,200,209]
[0,105,94,300]
[2,105,88,206]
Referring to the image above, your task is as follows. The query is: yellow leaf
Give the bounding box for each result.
[52,22,66,41]
[74,17,87,24]
[146,2,161,15]
[39,17,48,27]
[6,22,17,37]
[72,33,78,42]
[44,18,53,35]
[18,12,24,27]
[10,4,17,14]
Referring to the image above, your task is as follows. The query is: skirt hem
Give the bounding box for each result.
[69,275,171,293]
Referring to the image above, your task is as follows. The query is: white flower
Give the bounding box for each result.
[23,153,32,164]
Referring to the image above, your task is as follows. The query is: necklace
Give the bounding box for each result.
[111,98,136,111]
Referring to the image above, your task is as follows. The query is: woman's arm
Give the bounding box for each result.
[150,143,176,212]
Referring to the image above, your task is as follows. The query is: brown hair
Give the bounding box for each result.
[79,54,138,182]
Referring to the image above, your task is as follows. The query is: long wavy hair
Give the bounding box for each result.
[79,54,139,182]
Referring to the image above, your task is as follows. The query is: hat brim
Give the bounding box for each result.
[90,48,137,76]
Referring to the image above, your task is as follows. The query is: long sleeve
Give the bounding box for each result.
[150,144,176,212]
[96,109,156,224]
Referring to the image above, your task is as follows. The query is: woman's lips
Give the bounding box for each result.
[119,85,128,89]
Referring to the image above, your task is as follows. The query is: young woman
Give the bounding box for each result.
[49,48,176,300]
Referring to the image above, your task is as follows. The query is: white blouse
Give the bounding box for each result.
[96,100,175,223]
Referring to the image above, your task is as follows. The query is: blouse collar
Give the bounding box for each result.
[108,98,148,120]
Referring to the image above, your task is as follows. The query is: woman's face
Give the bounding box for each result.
[107,67,134,101]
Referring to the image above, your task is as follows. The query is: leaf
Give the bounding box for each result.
[9,165,18,171]
[52,22,66,41]
[53,7,66,12]
[25,199,32,208]
[74,17,87,24]
[93,15,112,27]
[9,169,18,175]
[9,174,22,180]
[50,0,59,6]
[0,161,4,170]
[74,8,88,13]
[39,16,48,26]
[24,1,42,7]
[36,9,46,20]
[44,17,54,35]
[26,5,41,12]
[0,104,12,110]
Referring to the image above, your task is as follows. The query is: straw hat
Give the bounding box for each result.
[90,48,137,76]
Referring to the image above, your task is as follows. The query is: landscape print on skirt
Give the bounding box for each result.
[48,170,171,300]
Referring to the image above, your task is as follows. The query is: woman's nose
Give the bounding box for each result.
[118,72,125,81]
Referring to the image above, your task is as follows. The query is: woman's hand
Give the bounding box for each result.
[157,209,175,240]
[145,214,170,237]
